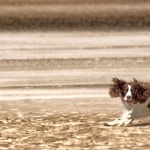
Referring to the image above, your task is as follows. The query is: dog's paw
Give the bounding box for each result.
[104,122,111,126]
[118,118,133,126]
[104,120,118,126]
[104,118,133,127]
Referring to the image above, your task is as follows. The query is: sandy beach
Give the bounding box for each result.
[0,31,150,149]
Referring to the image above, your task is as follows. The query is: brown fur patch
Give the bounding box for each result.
[132,79,150,104]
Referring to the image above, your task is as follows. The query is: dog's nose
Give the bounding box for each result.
[127,95,131,99]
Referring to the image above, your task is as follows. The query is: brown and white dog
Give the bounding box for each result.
[105,78,150,126]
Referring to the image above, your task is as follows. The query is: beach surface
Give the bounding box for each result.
[0,31,150,149]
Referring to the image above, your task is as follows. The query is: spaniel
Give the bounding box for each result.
[105,78,150,126]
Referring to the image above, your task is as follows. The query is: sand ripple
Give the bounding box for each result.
[0,112,150,149]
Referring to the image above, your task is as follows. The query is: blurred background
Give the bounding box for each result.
[0,0,150,102]
[0,0,150,31]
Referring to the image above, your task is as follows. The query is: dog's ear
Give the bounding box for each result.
[132,78,140,91]
[109,78,126,98]
[133,78,139,84]
[132,78,148,103]
[112,78,126,86]
[133,78,146,94]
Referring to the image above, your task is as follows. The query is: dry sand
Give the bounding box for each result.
[0,31,150,149]
[0,99,150,150]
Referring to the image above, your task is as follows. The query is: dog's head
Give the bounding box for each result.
[109,78,150,106]
[109,78,134,106]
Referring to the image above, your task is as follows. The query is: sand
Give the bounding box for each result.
[0,31,150,149]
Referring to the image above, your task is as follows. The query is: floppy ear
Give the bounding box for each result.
[133,78,139,84]
[132,78,148,103]
[133,78,146,95]
[109,78,126,98]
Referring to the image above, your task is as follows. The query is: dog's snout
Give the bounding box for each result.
[127,95,131,99]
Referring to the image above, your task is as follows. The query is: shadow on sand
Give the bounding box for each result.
[130,122,150,127]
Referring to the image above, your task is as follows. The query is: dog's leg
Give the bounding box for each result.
[104,117,123,126]
[104,109,133,126]
[117,109,133,126]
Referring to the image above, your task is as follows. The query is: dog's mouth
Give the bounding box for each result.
[125,99,133,106]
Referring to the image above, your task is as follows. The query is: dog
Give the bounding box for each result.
[104,78,150,126]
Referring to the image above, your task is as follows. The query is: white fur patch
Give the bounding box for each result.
[124,85,132,101]
[105,98,150,126]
